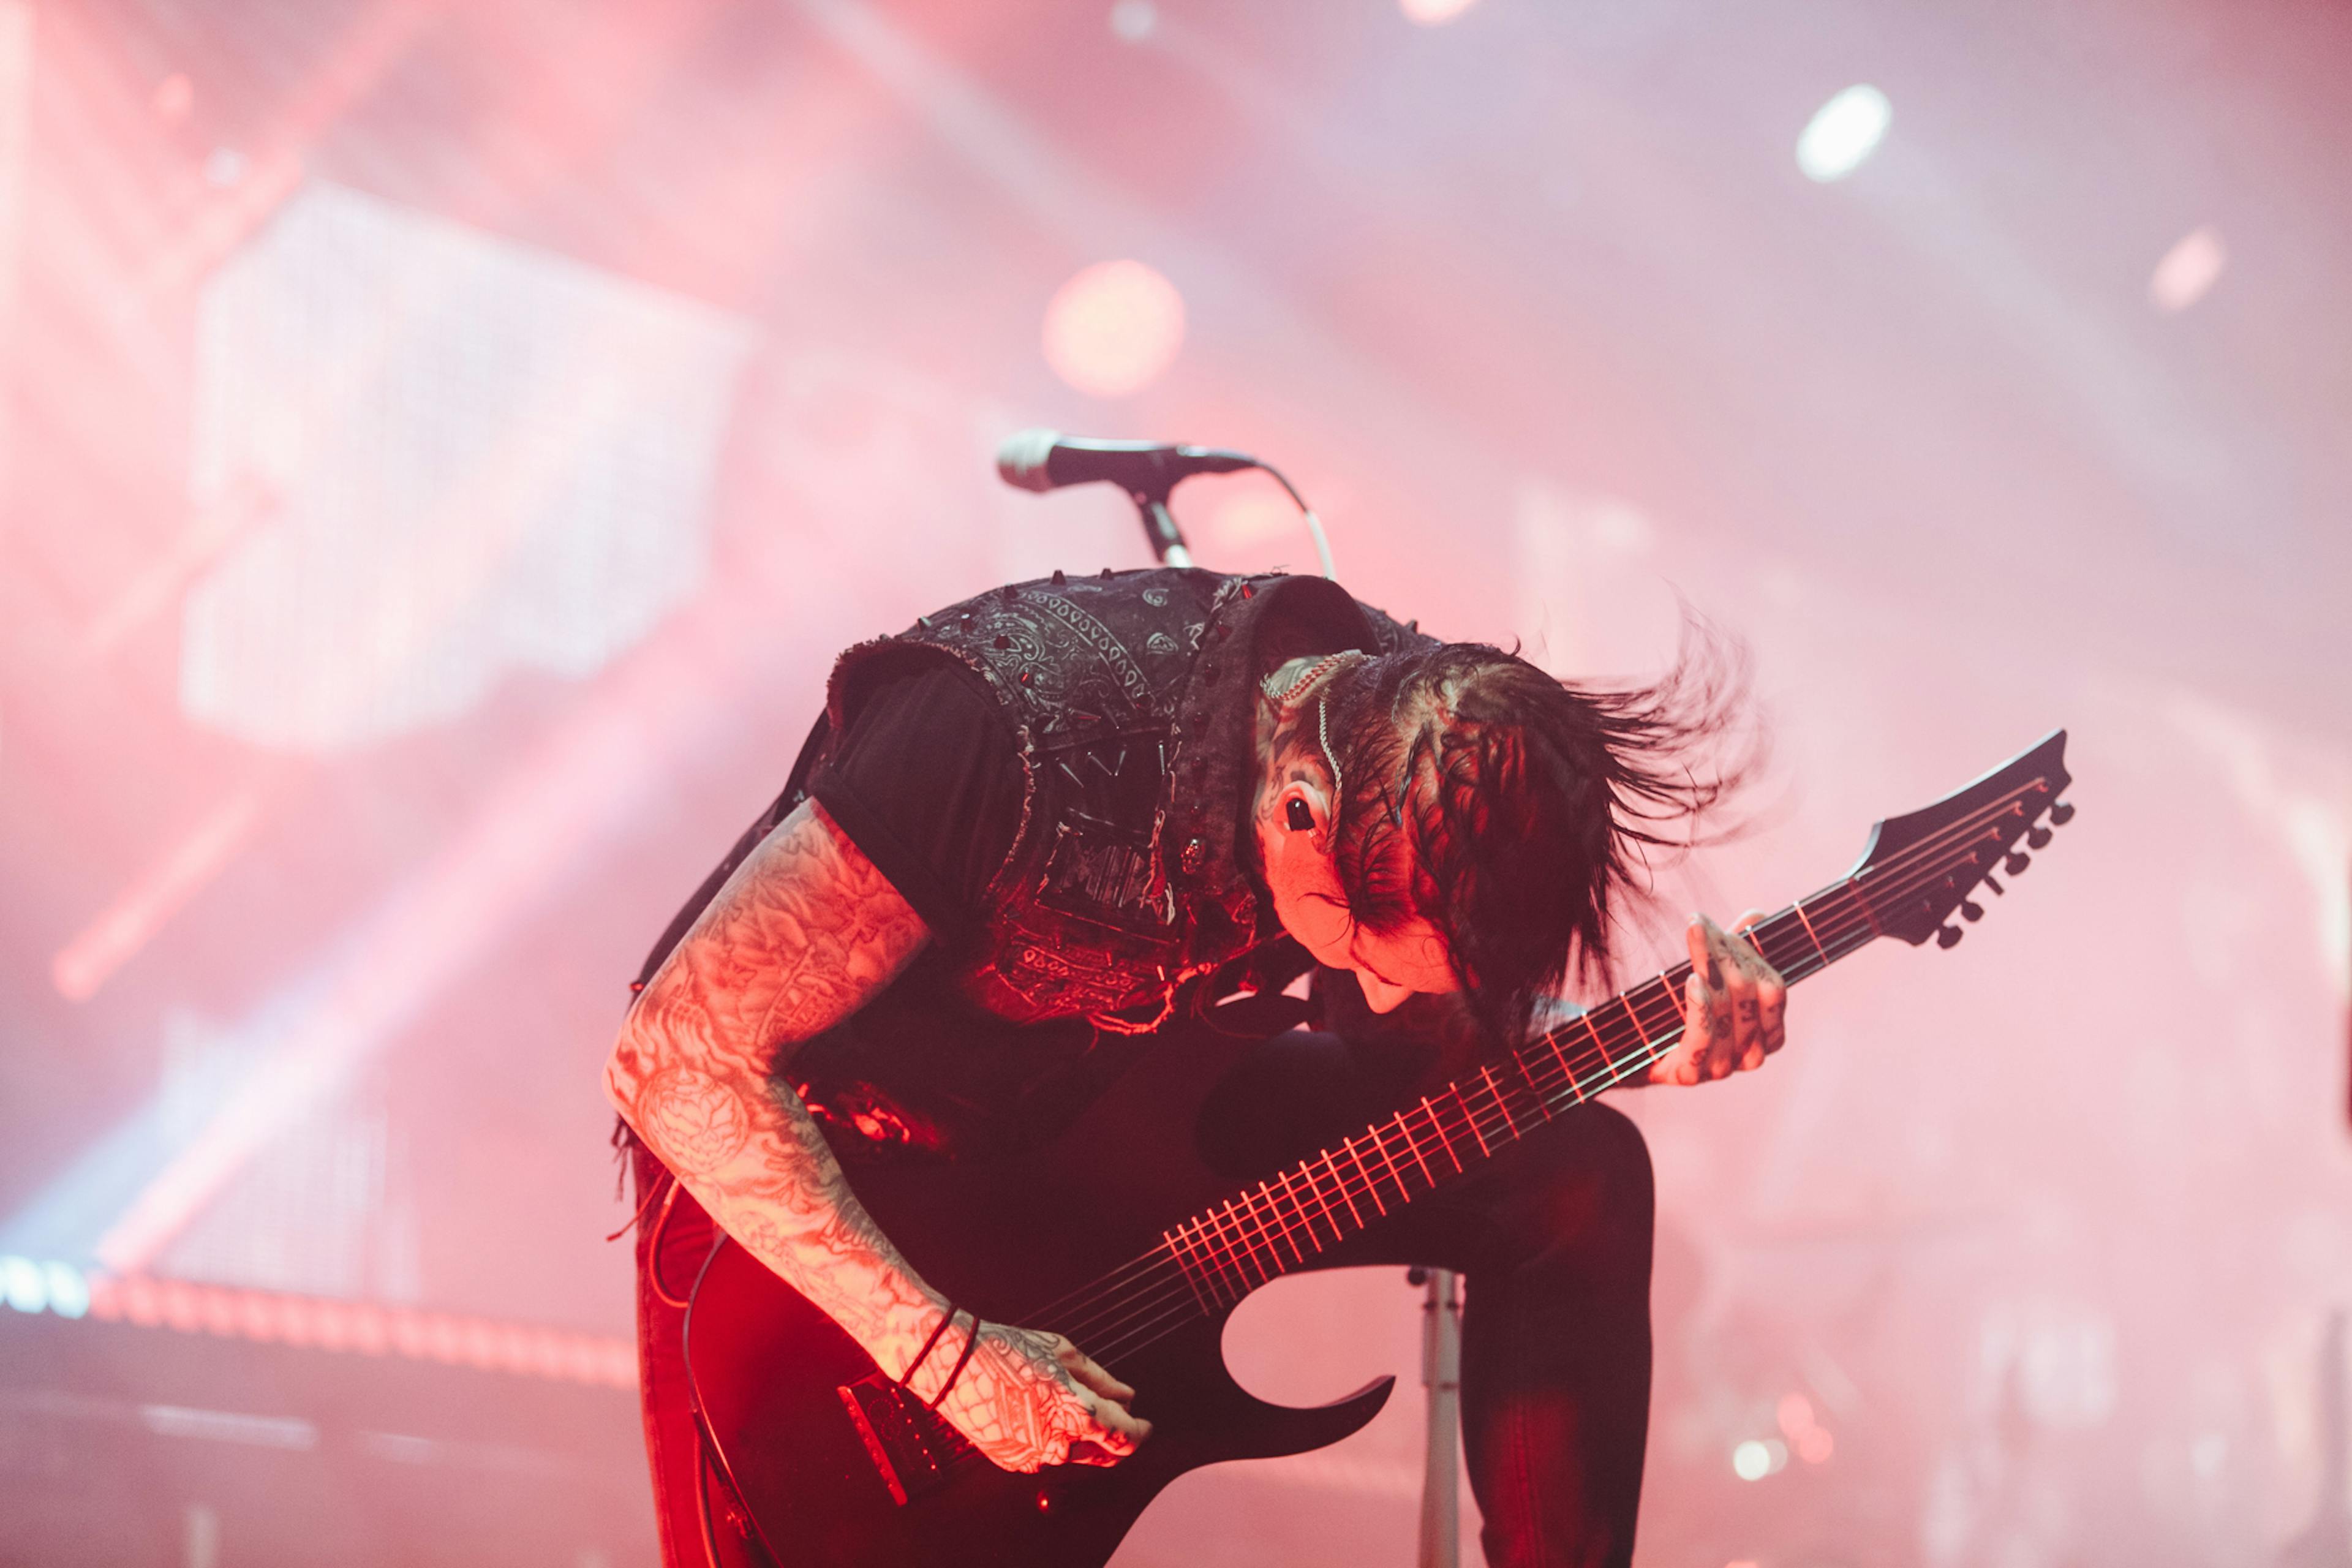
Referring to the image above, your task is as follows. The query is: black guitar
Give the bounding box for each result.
[683,731,2076,1567]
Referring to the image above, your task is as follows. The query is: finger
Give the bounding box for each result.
[1088,1397,1152,1450]
[1069,1406,1152,1466]
[1702,919,1759,1078]
[1686,915,1722,987]
[1061,1400,1148,1468]
[1714,914,1789,1061]
[1722,911,1787,993]
[1674,973,1708,1085]
[1723,954,1762,1073]
[1757,971,1788,1055]
[1058,1346,1136,1406]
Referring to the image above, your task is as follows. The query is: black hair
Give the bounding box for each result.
[1314,627,1755,1045]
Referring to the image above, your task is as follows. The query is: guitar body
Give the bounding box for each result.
[684,1019,1396,1568]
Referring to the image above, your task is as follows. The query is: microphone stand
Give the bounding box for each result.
[1126,480,1194,567]
[1117,450,1462,1560]
[1411,1266,1464,1568]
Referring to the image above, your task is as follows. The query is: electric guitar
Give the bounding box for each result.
[683,731,2076,1567]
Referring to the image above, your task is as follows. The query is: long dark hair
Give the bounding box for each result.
[1316,627,1756,1044]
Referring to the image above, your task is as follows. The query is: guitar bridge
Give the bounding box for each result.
[836,1373,974,1507]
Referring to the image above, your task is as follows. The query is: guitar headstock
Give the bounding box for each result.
[1851,730,2074,949]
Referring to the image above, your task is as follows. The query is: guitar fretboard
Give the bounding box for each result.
[1151,881,1869,1316]
[1036,766,2057,1368]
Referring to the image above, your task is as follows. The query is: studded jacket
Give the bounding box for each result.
[633,566,1432,1160]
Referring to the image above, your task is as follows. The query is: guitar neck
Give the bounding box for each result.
[1031,736,2068,1371]
[1054,879,1883,1357]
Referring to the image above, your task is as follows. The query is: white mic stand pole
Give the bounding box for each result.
[1411,1265,1463,1568]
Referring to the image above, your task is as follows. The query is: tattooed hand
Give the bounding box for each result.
[1651,911,1789,1084]
[906,1314,1151,1472]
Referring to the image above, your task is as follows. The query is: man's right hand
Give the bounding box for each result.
[913,1319,1152,1472]
[608,799,1148,1473]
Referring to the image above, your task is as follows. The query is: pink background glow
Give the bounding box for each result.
[1,1,2347,1564]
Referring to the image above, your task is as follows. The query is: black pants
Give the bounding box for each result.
[629,1025,1654,1568]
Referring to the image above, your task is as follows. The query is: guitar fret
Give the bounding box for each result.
[1341,1136,1386,1217]
[1223,1199,1272,1286]
[1581,1012,1620,1080]
[1248,1181,1302,1266]
[1542,1028,1586,1105]
[1322,1148,1364,1229]
[1480,1065,1521,1139]
[1508,1056,1553,1122]
[1189,1218,1238,1308]
[1294,1158,1340,1246]
[1242,1185,1298,1269]
[1417,1096,1463,1172]
[1396,1110,1436,1188]
[1166,1224,1217,1312]
[1276,1166,1328,1253]
[1362,1120,1409,1209]
[1452,1089,1491,1158]
[1792,895,1831,968]
[1208,1204,1255,1292]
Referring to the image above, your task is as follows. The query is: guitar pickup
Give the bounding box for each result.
[837,1374,974,1507]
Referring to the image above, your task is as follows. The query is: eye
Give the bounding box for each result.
[1285,798,1314,832]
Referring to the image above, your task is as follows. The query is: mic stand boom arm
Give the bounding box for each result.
[1131,481,1194,568]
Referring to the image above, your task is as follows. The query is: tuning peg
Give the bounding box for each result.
[1937,925,1964,949]
[2027,826,2052,849]
[2003,851,2030,875]
[2049,801,2075,826]
[1961,899,1985,922]
[1983,873,2005,896]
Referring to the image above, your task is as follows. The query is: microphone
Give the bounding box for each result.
[995,429,1258,497]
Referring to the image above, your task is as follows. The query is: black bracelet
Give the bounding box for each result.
[925,1314,984,1410]
[903,1305,958,1389]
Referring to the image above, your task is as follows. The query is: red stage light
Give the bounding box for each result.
[43,1271,637,1389]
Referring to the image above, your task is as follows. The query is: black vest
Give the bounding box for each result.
[636,567,1430,1160]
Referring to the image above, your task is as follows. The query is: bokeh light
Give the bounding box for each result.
[2150,225,2227,313]
[1109,0,1157,42]
[1797,84,1893,181]
[1401,0,1480,24]
[1041,258,1187,398]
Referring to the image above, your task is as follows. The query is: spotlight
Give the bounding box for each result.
[1797,85,1891,183]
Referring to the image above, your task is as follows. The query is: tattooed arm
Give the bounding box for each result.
[605,797,1150,1472]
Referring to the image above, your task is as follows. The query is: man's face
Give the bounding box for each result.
[1255,773,1457,1012]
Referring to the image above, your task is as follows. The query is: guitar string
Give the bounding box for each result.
[1031,783,2048,1363]
[1078,916,1881,1367]
[1060,793,2037,1368]
[911,783,2054,1466]
[1026,782,2053,1364]
[932,898,1880,1469]
[1084,896,1893,1368]
[1076,790,2040,1362]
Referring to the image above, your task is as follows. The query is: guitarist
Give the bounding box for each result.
[606,568,1789,1568]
